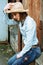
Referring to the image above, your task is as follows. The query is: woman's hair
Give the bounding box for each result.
[8,12,28,20]
[19,12,28,21]
[8,13,12,19]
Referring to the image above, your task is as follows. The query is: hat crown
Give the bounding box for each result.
[4,2,28,13]
[11,2,24,11]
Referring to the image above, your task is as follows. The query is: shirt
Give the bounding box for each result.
[19,16,38,56]
[4,14,38,56]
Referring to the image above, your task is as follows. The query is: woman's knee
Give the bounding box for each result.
[12,58,22,65]
[7,54,17,65]
[7,60,11,65]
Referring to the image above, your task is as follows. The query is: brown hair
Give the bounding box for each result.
[19,12,28,21]
[8,12,28,21]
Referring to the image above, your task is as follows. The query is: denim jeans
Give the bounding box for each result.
[8,47,41,65]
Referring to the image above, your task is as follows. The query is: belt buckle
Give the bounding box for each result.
[32,45,38,48]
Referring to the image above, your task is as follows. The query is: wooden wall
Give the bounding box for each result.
[22,0,42,65]
[22,0,42,47]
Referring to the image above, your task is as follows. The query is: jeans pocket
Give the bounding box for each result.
[36,47,41,54]
[35,47,41,58]
[22,54,31,64]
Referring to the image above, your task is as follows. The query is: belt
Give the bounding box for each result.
[32,44,39,48]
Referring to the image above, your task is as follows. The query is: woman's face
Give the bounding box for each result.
[11,12,20,21]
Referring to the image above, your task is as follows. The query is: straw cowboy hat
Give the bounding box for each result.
[4,2,28,13]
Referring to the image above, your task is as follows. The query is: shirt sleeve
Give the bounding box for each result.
[4,13,17,25]
[19,19,37,56]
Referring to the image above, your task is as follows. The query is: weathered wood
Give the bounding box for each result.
[8,0,14,2]
[8,0,20,2]
[31,0,41,47]
[29,61,35,65]
[16,0,20,2]
[35,52,43,65]
[40,0,43,50]
[22,0,41,65]
[22,0,41,47]
[16,0,22,2]
[0,41,8,44]
[22,0,32,16]
[18,30,22,51]
[16,0,23,52]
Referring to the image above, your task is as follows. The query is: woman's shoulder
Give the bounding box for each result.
[25,16,36,29]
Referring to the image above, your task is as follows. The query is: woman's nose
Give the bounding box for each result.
[14,15,16,18]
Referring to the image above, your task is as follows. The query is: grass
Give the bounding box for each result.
[0,44,15,59]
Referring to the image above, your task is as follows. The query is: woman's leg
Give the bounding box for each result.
[12,48,35,65]
[34,47,41,58]
[9,47,41,65]
[12,57,23,65]
[22,47,41,65]
[8,54,17,65]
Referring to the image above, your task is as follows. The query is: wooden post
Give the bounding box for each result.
[16,0,22,2]
[22,0,32,17]
[31,0,41,47]
[23,0,41,47]
[16,0,20,2]
[16,0,22,52]
[8,0,22,52]
[18,30,22,51]
[29,61,35,65]
[11,0,14,2]
[22,0,41,65]
[8,0,14,2]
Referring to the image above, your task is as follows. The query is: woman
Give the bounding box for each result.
[4,2,41,65]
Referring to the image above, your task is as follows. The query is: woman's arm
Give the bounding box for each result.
[4,13,17,25]
[17,19,38,58]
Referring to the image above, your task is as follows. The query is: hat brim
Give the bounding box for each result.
[4,9,29,13]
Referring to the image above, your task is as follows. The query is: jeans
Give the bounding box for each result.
[8,47,41,65]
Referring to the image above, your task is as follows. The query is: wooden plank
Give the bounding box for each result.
[29,61,35,65]
[16,0,20,2]
[16,0,22,52]
[16,0,22,2]
[8,0,22,52]
[35,52,43,65]
[22,0,41,47]
[22,0,41,65]
[18,30,22,52]
[0,41,8,44]
[22,0,32,16]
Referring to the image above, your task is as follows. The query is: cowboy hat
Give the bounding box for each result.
[4,2,29,13]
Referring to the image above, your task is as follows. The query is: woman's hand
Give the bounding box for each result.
[17,53,22,59]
